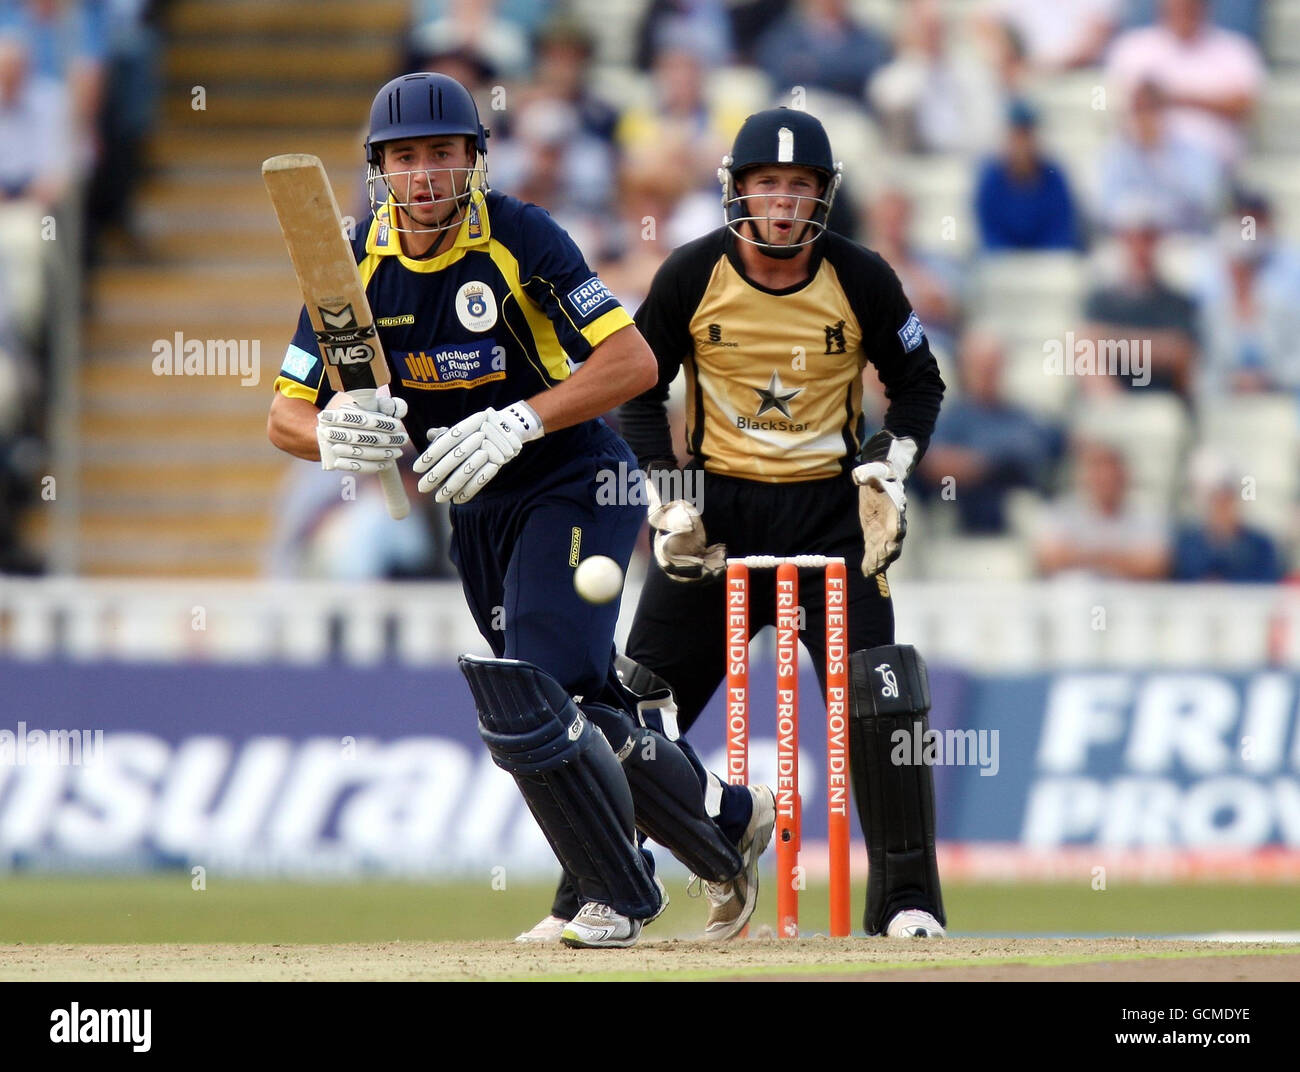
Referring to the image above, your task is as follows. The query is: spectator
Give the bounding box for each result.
[1081,201,1199,397]
[1107,0,1264,166]
[599,150,699,310]
[730,0,791,62]
[754,0,891,103]
[615,44,744,199]
[410,0,547,39]
[870,0,1004,155]
[635,0,734,73]
[974,99,1081,251]
[979,0,1119,71]
[1095,80,1224,235]
[976,13,1032,101]
[1171,451,1283,581]
[489,97,619,262]
[86,0,169,264]
[0,32,69,208]
[1195,192,1300,398]
[865,187,964,358]
[0,0,104,165]
[1034,439,1169,579]
[407,0,529,82]
[1124,0,1263,42]
[530,15,620,146]
[917,328,1061,534]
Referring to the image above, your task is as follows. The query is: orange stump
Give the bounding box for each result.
[775,562,800,938]
[725,563,750,788]
[824,560,850,937]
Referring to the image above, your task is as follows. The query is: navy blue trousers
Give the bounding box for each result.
[449,422,643,698]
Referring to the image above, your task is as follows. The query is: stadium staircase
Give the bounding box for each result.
[72,0,406,575]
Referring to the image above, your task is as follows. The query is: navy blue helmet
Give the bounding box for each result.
[719,108,842,259]
[364,72,490,234]
[365,71,489,164]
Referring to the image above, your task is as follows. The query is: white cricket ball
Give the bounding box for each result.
[574,555,624,604]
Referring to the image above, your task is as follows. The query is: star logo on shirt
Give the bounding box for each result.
[752,370,802,418]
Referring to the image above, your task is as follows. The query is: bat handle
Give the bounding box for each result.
[379,459,411,521]
[348,388,411,521]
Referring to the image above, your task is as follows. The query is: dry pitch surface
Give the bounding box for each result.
[2,938,1297,981]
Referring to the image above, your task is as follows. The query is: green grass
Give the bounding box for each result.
[1,876,1297,944]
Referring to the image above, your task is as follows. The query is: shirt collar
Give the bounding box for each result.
[366,188,491,256]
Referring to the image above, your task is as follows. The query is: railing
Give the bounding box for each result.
[2,576,1298,670]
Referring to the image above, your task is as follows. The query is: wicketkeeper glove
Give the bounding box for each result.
[645,476,726,582]
[413,401,543,504]
[315,392,410,474]
[852,430,919,578]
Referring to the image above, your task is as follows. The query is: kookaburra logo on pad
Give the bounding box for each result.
[874,663,899,698]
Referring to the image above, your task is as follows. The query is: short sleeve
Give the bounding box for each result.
[518,206,633,361]
[272,305,334,407]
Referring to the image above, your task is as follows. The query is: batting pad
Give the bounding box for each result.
[459,655,661,920]
[848,644,947,935]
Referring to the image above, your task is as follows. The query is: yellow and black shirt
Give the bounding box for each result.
[273,187,633,493]
[622,228,944,481]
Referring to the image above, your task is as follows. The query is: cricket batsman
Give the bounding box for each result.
[266,72,769,948]
[619,107,950,937]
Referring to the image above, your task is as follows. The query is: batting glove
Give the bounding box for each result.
[852,430,918,577]
[413,401,543,504]
[645,478,726,582]
[316,393,410,474]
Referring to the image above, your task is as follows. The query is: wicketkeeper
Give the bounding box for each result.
[619,107,949,938]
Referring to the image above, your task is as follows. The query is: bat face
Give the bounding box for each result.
[261,153,392,396]
[314,304,381,375]
[263,153,410,521]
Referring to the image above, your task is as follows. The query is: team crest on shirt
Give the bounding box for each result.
[455,281,497,332]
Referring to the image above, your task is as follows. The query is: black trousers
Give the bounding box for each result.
[627,470,895,732]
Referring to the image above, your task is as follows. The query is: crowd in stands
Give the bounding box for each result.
[338,0,1293,587]
[0,0,168,572]
[1,1,1291,586]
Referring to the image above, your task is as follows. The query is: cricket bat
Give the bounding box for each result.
[262,153,409,520]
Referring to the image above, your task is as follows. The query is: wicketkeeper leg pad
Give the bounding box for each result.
[580,701,743,884]
[848,644,946,936]
[460,655,661,920]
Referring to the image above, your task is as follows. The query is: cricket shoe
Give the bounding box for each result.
[560,878,667,949]
[561,903,641,949]
[886,908,946,938]
[691,784,776,941]
[514,914,569,944]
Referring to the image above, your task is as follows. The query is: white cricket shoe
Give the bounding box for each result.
[517,879,665,944]
[886,908,946,938]
[561,902,644,949]
[514,914,568,944]
[694,784,776,941]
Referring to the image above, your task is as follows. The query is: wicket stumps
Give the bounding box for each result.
[725,555,850,938]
